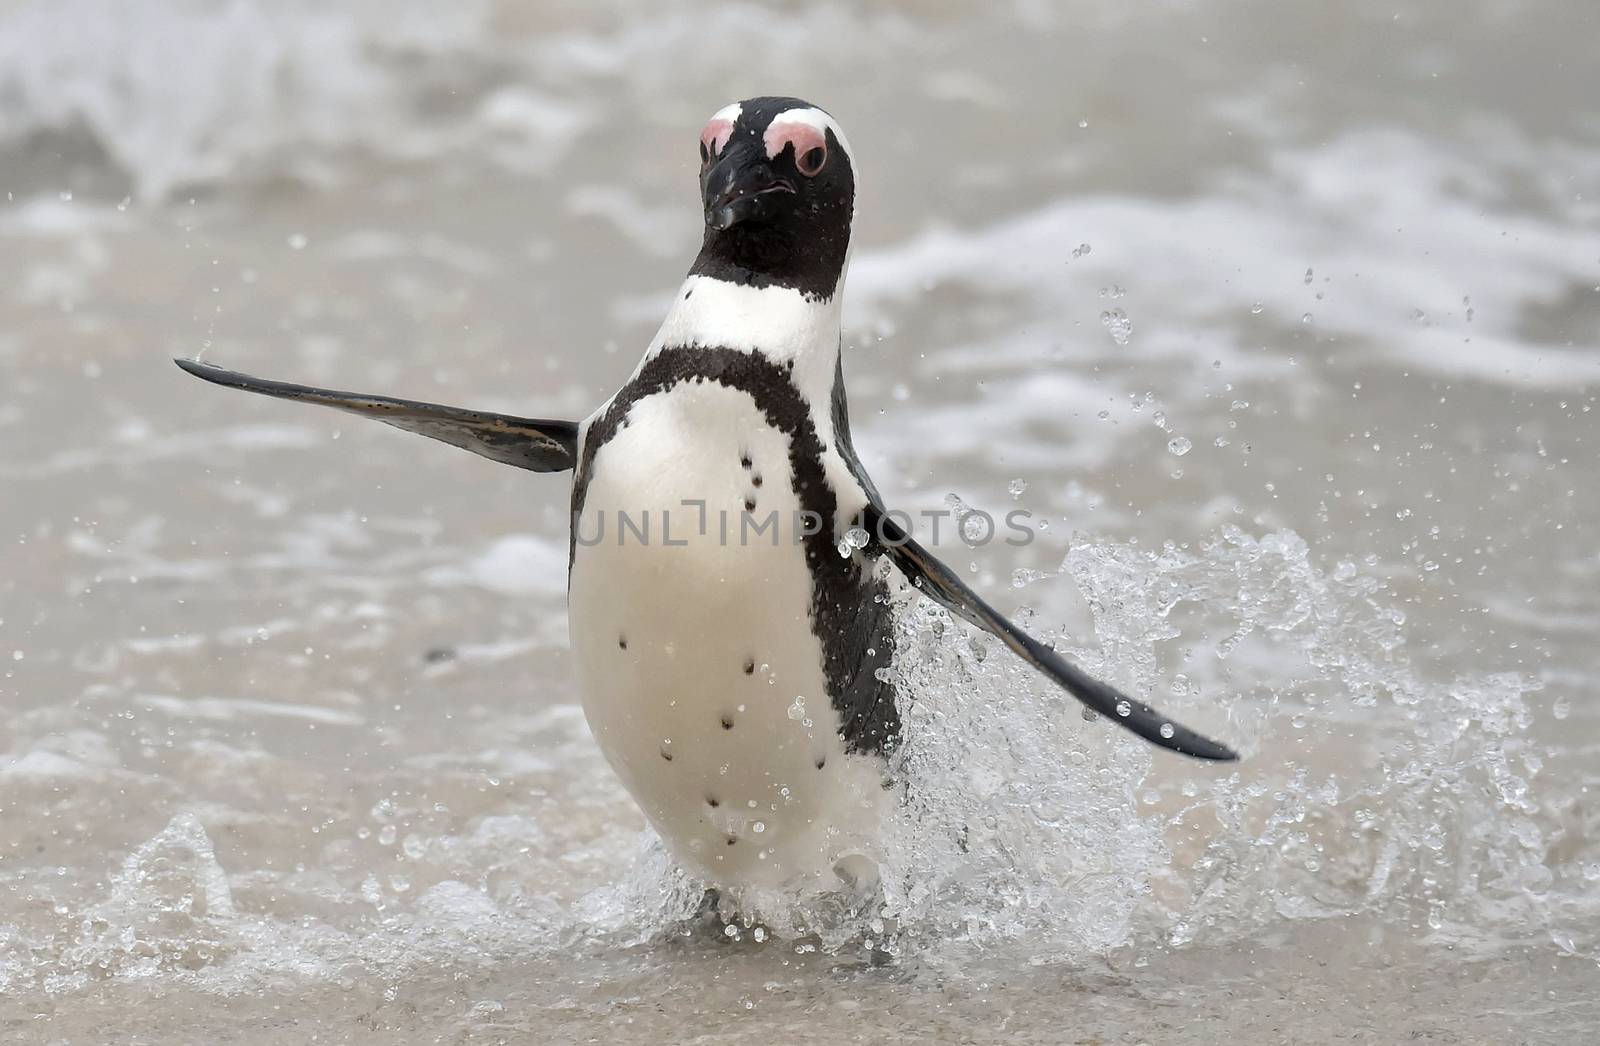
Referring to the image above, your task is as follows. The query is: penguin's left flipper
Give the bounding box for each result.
[861,504,1238,762]
[174,358,579,472]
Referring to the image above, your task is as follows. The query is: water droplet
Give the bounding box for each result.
[1167,437,1192,456]
[1115,700,1132,717]
[1159,723,1175,739]
[835,525,870,558]
[377,825,397,847]
[1300,312,1313,325]
[1553,696,1571,720]
[1303,267,1313,284]
[1008,478,1027,498]
[1250,301,1264,314]
[946,499,991,544]
[1099,308,1133,346]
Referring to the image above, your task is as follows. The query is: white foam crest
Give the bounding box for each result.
[0,1,915,202]
[133,693,366,727]
[0,1,587,201]
[422,534,568,597]
[848,130,1600,391]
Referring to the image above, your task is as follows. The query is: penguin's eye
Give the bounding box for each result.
[797,144,827,177]
[764,118,830,178]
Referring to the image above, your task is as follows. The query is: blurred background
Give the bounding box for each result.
[1,1,1597,1042]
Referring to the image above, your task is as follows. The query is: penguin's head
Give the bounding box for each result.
[693,97,855,298]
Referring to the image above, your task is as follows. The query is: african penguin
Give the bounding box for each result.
[176,96,1236,900]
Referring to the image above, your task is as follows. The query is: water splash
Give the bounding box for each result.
[1058,528,1561,952]
[720,526,1574,963]
[50,813,236,991]
[7,528,1587,993]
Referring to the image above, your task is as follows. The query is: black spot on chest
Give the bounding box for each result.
[572,346,898,757]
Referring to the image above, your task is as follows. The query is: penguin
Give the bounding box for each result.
[176,96,1236,898]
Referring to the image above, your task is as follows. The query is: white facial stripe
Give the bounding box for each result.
[701,102,743,158]
[762,107,853,167]
[702,118,735,157]
[764,119,827,169]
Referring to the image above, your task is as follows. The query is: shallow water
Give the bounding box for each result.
[2,0,1598,1042]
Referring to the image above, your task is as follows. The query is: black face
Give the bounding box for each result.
[689,96,856,300]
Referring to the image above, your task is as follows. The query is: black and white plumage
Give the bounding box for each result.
[177,96,1235,896]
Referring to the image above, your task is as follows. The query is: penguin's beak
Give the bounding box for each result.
[702,145,796,231]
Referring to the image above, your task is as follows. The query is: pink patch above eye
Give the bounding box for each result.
[763,120,828,167]
[701,118,735,157]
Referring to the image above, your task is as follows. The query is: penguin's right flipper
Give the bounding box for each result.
[861,504,1238,762]
[175,359,579,473]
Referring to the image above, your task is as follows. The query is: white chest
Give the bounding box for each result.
[567,380,888,892]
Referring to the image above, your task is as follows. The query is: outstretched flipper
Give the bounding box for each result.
[862,504,1238,761]
[175,358,579,472]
